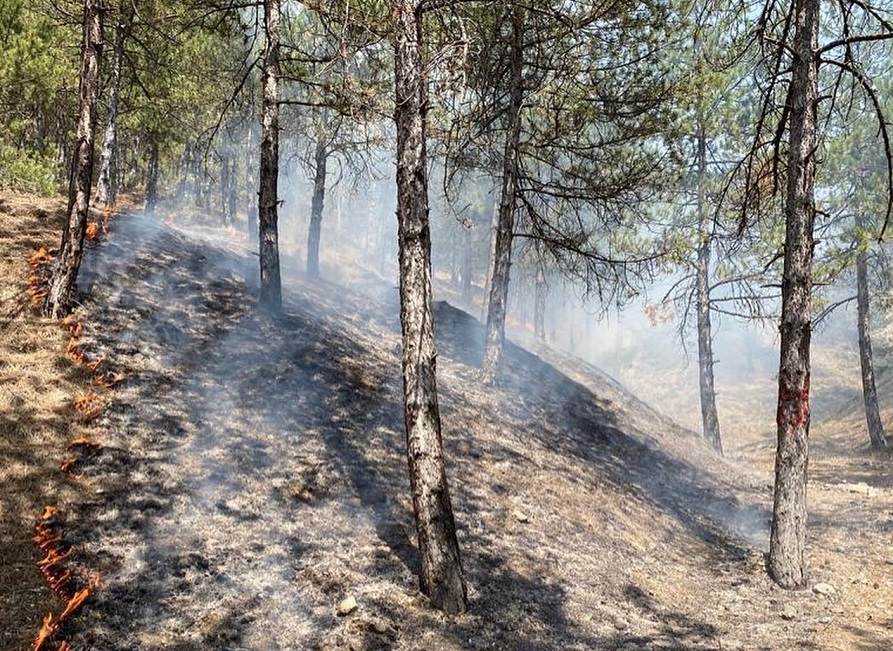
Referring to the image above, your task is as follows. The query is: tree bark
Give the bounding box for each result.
[145,139,159,214]
[534,264,547,343]
[221,152,234,227]
[391,0,467,615]
[482,4,524,383]
[44,0,104,319]
[695,117,722,455]
[306,138,327,280]
[246,124,259,248]
[258,0,282,310]
[94,9,125,209]
[768,0,819,590]
[462,225,473,304]
[855,232,887,448]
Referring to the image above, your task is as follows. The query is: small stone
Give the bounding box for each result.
[781,606,797,620]
[813,582,836,597]
[336,596,358,616]
[512,510,530,523]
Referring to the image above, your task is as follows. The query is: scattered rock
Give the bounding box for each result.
[512,509,530,523]
[336,595,358,616]
[813,582,836,597]
[781,606,797,620]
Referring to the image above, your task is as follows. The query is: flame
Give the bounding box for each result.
[72,390,105,421]
[31,506,99,651]
[68,437,100,449]
[95,370,127,388]
[28,247,54,266]
[32,613,56,651]
[59,457,77,476]
[85,222,100,241]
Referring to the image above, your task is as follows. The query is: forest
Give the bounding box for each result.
[1,0,892,649]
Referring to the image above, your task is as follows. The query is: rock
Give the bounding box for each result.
[781,606,797,620]
[512,510,530,523]
[813,582,836,597]
[336,595,358,616]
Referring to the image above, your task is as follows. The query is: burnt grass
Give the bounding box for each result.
[54,212,889,651]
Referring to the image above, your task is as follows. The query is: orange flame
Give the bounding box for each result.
[32,613,56,651]
[85,222,100,241]
[72,390,104,421]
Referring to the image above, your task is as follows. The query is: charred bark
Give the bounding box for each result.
[258,0,282,311]
[391,0,467,615]
[94,10,125,208]
[855,237,887,448]
[145,139,159,214]
[306,138,327,280]
[695,119,722,455]
[44,0,104,319]
[482,4,524,383]
[768,0,819,590]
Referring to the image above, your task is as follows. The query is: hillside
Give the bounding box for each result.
[2,198,891,650]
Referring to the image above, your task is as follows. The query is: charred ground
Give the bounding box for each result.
[2,199,891,650]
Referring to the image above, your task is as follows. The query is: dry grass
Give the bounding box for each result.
[0,192,84,651]
[2,196,892,651]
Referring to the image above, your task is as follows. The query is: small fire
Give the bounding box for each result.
[72,390,105,421]
[28,247,54,267]
[31,507,99,651]
[85,222,101,241]
[59,458,77,476]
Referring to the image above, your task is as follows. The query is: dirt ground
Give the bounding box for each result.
[2,194,892,650]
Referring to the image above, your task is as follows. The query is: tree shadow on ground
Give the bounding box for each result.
[63,214,783,649]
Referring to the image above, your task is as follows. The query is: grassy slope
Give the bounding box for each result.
[0,193,82,651]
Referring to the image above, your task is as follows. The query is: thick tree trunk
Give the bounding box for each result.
[768,0,819,590]
[94,11,125,208]
[855,238,887,448]
[258,0,282,310]
[695,119,722,455]
[306,139,327,280]
[391,0,467,615]
[482,5,524,383]
[145,139,159,214]
[481,199,499,322]
[44,0,104,319]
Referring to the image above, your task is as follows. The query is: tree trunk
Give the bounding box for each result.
[94,9,125,209]
[481,199,499,322]
[221,152,233,227]
[481,5,524,383]
[391,0,467,615]
[306,138,327,280]
[534,265,547,343]
[768,0,819,590]
[258,0,282,311]
[44,0,104,319]
[145,140,159,214]
[246,125,259,248]
[855,234,887,448]
[695,118,722,455]
[462,225,473,304]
